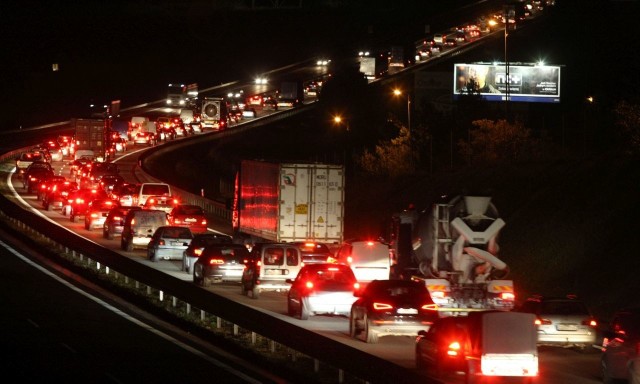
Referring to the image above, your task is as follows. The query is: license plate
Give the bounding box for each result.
[226,270,243,276]
[185,218,196,222]
[171,241,183,246]
[397,308,418,315]
[556,324,577,331]
[265,269,285,275]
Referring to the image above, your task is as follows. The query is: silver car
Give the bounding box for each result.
[147,226,193,262]
[286,263,359,320]
[516,295,597,351]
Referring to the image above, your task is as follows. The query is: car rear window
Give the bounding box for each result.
[141,184,170,196]
[163,227,193,239]
[179,206,204,215]
[541,301,589,316]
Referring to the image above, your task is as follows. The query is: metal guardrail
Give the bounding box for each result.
[0,147,435,384]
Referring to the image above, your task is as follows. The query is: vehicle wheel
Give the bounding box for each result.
[241,283,248,296]
[194,273,202,286]
[287,299,295,317]
[84,221,90,230]
[149,249,158,262]
[364,315,378,343]
[70,213,76,222]
[106,229,113,240]
[251,284,260,299]
[125,239,133,252]
[46,203,52,211]
[601,364,615,384]
[465,361,481,384]
[349,310,361,338]
[299,298,310,320]
[415,346,425,371]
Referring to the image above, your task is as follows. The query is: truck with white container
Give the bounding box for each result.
[359,55,389,80]
[389,194,515,316]
[232,160,344,245]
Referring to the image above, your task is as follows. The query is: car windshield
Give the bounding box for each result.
[162,227,192,239]
[541,301,589,315]
[178,206,204,215]
[367,282,426,297]
[302,267,354,286]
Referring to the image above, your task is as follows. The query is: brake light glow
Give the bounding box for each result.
[501,292,515,301]
[421,303,439,311]
[347,256,353,264]
[193,248,204,256]
[208,258,224,265]
[535,318,552,326]
[447,341,461,356]
[583,319,597,327]
[305,281,314,289]
[353,282,360,290]
[373,302,393,310]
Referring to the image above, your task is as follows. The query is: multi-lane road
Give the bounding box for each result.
[0,3,609,383]
[2,114,604,384]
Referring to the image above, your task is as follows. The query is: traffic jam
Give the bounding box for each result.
[8,1,637,383]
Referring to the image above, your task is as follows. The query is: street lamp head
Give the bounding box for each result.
[393,89,402,96]
[333,115,343,124]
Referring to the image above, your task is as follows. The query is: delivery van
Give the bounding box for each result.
[334,239,391,283]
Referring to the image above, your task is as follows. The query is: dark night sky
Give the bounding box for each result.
[1,1,639,129]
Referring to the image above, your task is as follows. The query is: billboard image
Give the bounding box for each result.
[453,63,561,103]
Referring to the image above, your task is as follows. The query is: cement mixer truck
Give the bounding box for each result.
[388,194,515,317]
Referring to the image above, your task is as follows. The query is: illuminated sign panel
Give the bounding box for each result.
[453,63,561,103]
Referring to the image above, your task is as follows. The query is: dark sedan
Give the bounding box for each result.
[349,279,439,343]
[193,244,251,286]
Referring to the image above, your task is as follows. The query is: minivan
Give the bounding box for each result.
[241,243,304,299]
[333,239,391,283]
[121,209,169,251]
[136,182,172,206]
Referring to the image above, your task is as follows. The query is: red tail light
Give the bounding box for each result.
[501,292,515,301]
[193,248,204,257]
[582,319,597,327]
[373,302,393,310]
[447,341,462,357]
[421,303,439,311]
[90,213,99,218]
[535,318,552,325]
[305,281,314,289]
[208,258,224,265]
[158,240,165,246]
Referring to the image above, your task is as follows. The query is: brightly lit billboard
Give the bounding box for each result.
[453,63,561,103]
